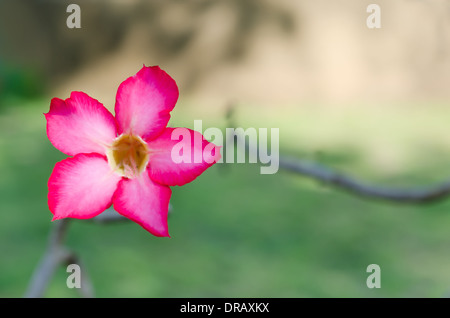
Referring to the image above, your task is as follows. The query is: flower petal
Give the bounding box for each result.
[113,172,172,237]
[115,65,179,140]
[48,153,122,220]
[45,91,117,156]
[146,127,221,186]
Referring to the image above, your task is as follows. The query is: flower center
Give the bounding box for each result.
[107,134,149,178]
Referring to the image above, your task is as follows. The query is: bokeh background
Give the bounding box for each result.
[2,0,450,297]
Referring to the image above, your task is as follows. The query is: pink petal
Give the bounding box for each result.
[45,91,117,156]
[113,172,172,237]
[115,65,179,140]
[48,153,122,220]
[146,127,221,186]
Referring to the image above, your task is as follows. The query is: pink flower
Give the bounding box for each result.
[45,66,221,237]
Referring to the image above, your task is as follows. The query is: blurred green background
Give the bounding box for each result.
[2,0,450,297]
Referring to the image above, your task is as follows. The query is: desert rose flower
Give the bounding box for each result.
[45,66,221,237]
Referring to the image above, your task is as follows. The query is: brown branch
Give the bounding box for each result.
[25,219,71,298]
[232,131,450,204]
[278,156,450,203]
[25,219,94,298]
[26,204,174,297]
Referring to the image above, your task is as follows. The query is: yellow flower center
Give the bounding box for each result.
[107,134,149,178]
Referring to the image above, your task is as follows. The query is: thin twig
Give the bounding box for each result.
[61,249,95,298]
[90,204,173,224]
[90,208,128,224]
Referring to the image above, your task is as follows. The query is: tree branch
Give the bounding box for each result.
[25,219,71,298]
[25,219,94,298]
[278,156,450,203]
[26,204,174,297]
[232,131,450,203]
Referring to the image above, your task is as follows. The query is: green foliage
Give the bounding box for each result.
[0,63,45,102]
